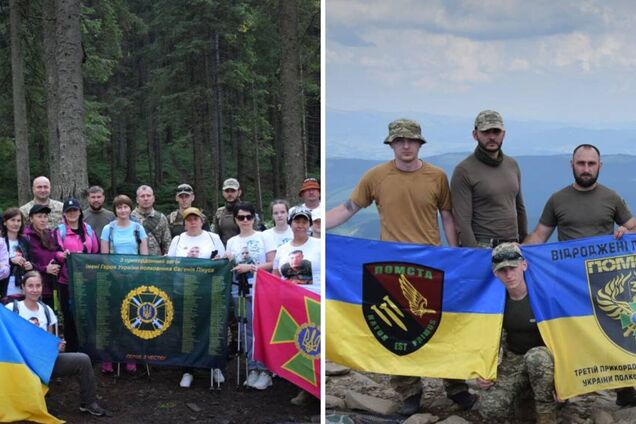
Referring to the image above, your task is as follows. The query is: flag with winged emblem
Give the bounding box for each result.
[253,270,320,398]
[523,234,636,399]
[326,234,505,380]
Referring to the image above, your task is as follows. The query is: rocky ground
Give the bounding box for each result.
[325,362,636,424]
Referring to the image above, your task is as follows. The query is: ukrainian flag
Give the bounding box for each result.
[326,234,505,380]
[0,305,63,424]
[524,234,636,399]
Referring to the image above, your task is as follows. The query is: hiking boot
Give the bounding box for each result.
[448,390,477,410]
[252,371,273,390]
[398,393,421,416]
[291,390,313,406]
[80,402,111,417]
[180,372,193,388]
[101,362,113,374]
[244,369,260,387]
[535,411,557,424]
[213,368,225,384]
[125,362,137,375]
[616,387,636,406]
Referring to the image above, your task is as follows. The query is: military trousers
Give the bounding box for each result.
[390,375,468,401]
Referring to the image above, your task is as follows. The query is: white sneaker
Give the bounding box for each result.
[244,370,259,387]
[179,372,193,388]
[213,368,225,384]
[252,371,273,390]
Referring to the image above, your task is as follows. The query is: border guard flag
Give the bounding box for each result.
[524,234,636,399]
[253,270,321,398]
[0,305,63,424]
[326,234,505,380]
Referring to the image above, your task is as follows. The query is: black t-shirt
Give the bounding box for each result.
[502,294,544,355]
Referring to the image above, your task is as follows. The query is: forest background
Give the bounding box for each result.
[1,0,320,221]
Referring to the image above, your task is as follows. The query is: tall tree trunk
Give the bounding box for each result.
[43,0,60,191]
[55,0,88,199]
[270,91,282,198]
[214,31,224,189]
[252,85,263,213]
[10,0,31,204]
[279,0,304,201]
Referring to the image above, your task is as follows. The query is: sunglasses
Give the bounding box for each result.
[236,214,254,221]
[492,251,523,264]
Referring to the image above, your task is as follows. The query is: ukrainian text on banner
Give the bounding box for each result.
[326,234,505,379]
[253,270,320,398]
[523,234,636,399]
[69,254,231,368]
[0,306,63,424]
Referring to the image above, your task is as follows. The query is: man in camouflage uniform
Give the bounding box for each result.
[167,183,209,238]
[477,243,557,424]
[20,176,64,230]
[214,178,255,245]
[131,185,172,256]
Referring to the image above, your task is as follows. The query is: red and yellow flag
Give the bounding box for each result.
[253,270,320,398]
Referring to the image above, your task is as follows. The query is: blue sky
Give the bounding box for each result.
[327,1,636,127]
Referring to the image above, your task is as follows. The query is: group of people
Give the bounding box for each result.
[2,174,322,417]
[326,111,636,424]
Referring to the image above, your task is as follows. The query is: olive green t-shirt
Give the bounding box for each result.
[539,184,632,241]
[350,160,452,245]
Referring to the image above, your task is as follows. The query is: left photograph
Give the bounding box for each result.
[1,0,321,422]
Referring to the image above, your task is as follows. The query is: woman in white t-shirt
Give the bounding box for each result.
[262,199,293,250]
[225,202,275,390]
[167,207,225,389]
[273,208,321,295]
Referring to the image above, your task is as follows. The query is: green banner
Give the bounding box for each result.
[68,254,231,369]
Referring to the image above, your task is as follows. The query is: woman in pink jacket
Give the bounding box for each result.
[56,197,99,352]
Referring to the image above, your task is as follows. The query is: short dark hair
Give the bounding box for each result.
[572,144,600,159]
[233,202,255,218]
[112,194,133,210]
[87,185,105,195]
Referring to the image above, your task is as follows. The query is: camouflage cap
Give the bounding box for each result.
[383,119,427,145]
[491,242,524,272]
[222,178,240,190]
[475,110,505,132]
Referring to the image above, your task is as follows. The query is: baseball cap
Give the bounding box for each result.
[63,197,81,212]
[288,207,313,226]
[182,207,203,220]
[29,204,52,216]
[475,110,505,132]
[383,119,427,145]
[311,208,321,222]
[176,184,194,196]
[223,178,240,191]
[491,243,524,272]
[299,177,320,196]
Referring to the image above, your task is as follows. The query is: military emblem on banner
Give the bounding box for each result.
[588,255,636,354]
[362,262,443,356]
[120,285,174,340]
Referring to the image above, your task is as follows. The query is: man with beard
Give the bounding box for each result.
[524,144,636,407]
[525,144,636,243]
[214,178,256,245]
[83,186,115,239]
[451,110,527,247]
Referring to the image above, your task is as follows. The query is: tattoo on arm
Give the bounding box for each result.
[344,200,359,213]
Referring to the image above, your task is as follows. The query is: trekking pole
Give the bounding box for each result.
[237,273,250,387]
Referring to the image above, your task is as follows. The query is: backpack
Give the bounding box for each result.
[12,299,52,327]
[57,223,94,253]
[107,221,142,254]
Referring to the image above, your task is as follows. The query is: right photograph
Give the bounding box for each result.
[324,2,636,424]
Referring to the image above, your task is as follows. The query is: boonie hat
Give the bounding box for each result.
[299,177,320,196]
[288,207,313,226]
[182,207,203,220]
[223,178,240,191]
[29,204,52,216]
[491,243,524,272]
[383,119,427,145]
[63,197,81,213]
[176,184,194,196]
[475,110,505,132]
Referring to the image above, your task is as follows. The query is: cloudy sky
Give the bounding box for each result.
[327,0,636,126]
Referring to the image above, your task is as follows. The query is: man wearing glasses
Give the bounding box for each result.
[326,119,470,415]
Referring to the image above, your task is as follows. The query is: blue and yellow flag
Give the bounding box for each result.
[326,234,505,380]
[0,305,63,424]
[524,234,636,399]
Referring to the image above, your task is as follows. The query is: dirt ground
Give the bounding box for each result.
[40,357,320,424]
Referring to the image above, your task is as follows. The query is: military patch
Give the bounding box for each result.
[121,285,174,340]
[362,262,443,356]
[588,254,636,354]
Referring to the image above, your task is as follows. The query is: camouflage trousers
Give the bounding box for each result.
[478,346,556,420]
[390,375,468,401]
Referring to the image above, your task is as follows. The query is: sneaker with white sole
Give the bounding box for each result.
[252,371,273,390]
[244,369,260,387]
[179,372,193,388]
[213,368,225,384]
[80,402,110,417]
